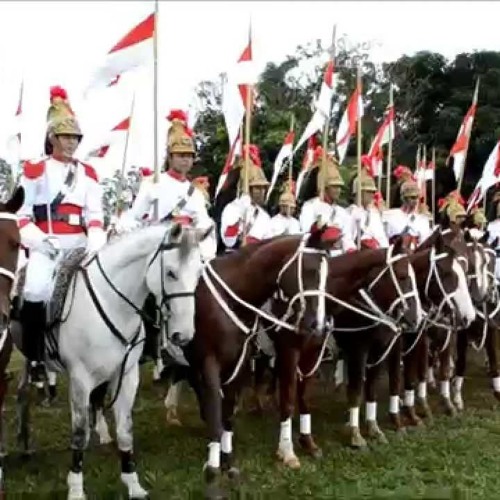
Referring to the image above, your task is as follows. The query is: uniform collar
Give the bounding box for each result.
[167,169,186,181]
[51,154,76,164]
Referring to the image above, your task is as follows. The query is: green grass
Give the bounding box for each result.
[3,348,500,499]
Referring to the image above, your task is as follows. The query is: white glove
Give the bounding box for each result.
[86,228,107,255]
[239,194,252,216]
[37,236,60,260]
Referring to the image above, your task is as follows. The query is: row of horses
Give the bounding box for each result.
[0,185,496,499]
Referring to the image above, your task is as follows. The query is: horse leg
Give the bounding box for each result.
[275,344,300,468]
[415,333,433,422]
[220,383,241,482]
[452,328,469,411]
[364,344,388,444]
[401,334,423,427]
[437,331,456,417]
[16,360,34,455]
[297,374,322,459]
[90,382,112,445]
[345,343,368,448]
[485,325,500,401]
[67,374,92,500]
[164,379,183,426]
[110,363,147,499]
[387,336,405,433]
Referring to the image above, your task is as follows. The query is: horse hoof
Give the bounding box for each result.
[203,464,220,484]
[416,399,434,422]
[452,397,464,412]
[204,483,228,500]
[366,422,388,444]
[347,426,368,449]
[276,449,301,469]
[493,391,500,402]
[388,413,405,433]
[401,407,424,428]
[298,434,322,459]
[226,467,241,483]
[441,399,457,418]
[165,408,182,427]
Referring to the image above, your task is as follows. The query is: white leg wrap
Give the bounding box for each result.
[67,471,85,500]
[299,414,311,435]
[493,376,500,392]
[365,401,377,422]
[427,367,436,384]
[269,357,275,369]
[404,390,415,407]
[164,382,181,409]
[417,382,427,400]
[95,410,112,445]
[207,441,221,469]
[47,371,57,386]
[453,376,464,392]
[389,395,399,414]
[120,472,148,498]
[440,380,450,399]
[349,407,359,427]
[221,430,233,454]
[335,359,345,385]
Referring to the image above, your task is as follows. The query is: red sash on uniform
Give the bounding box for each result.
[361,238,379,250]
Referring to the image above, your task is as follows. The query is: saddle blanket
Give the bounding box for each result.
[15,247,87,328]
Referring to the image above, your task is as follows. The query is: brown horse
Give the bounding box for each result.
[0,186,25,493]
[184,232,329,495]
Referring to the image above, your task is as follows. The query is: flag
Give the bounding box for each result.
[266,131,295,202]
[87,145,111,159]
[82,116,130,161]
[467,139,500,210]
[85,12,155,93]
[367,104,395,176]
[294,61,336,153]
[448,79,479,181]
[296,135,318,196]
[335,84,364,165]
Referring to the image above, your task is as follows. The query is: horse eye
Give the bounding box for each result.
[167,270,178,280]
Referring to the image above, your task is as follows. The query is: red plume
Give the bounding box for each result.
[167,109,188,124]
[438,198,447,210]
[139,167,153,177]
[313,145,324,164]
[50,86,68,102]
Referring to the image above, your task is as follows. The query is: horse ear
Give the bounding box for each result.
[435,231,445,254]
[306,224,325,249]
[391,235,404,254]
[492,236,499,248]
[5,186,24,214]
[479,230,489,244]
[169,222,183,241]
[463,228,472,243]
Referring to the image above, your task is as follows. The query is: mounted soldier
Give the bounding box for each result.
[348,161,389,249]
[437,191,467,234]
[220,144,272,250]
[299,146,356,256]
[192,176,211,212]
[117,109,216,261]
[17,86,107,381]
[383,172,432,251]
[269,181,301,237]
[487,191,500,282]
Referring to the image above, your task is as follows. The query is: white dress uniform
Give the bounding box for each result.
[119,170,217,261]
[269,213,302,237]
[382,207,432,248]
[487,219,500,281]
[348,204,389,249]
[18,157,106,302]
[299,197,356,256]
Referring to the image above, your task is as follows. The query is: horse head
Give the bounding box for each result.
[146,222,210,347]
[0,187,23,332]
[462,228,490,303]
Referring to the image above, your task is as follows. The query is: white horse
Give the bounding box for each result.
[12,222,210,499]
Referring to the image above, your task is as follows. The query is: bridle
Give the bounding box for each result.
[0,213,19,285]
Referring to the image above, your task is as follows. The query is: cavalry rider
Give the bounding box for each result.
[192,176,211,212]
[118,110,216,261]
[269,181,302,237]
[348,162,389,249]
[220,144,272,249]
[17,86,107,381]
[437,191,467,234]
[299,147,356,256]
[487,191,500,282]
[383,173,432,251]
[468,205,487,240]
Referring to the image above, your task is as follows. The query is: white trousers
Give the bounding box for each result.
[23,250,61,303]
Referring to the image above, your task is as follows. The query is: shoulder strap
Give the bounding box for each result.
[160,184,195,222]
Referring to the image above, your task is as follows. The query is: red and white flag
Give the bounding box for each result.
[85,12,155,93]
[335,83,364,164]
[294,60,335,153]
[367,104,395,176]
[467,139,500,210]
[266,130,295,202]
[217,25,257,196]
[296,135,319,196]
[84,116,131,160]
[448,79,479,182]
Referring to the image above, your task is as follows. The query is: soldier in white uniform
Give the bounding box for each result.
[299,149,356,256]
[118,111,216,261]
[269,183,302,237]
[487,192,500,282]
[348,165,389,249]
[17,86,107,381]
[220,145,273,249]
[383,177,432,250]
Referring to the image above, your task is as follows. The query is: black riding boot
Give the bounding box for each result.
[20,300,47,383]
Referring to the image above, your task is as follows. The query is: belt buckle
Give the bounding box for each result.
[68,214,80,226]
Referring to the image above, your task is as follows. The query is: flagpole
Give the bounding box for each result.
[457,76,480,194]
[422,144,427,205]
[286,114,295,218]
[116,92,136,218]
[152,0,159,221]
[431,146,436,223]
[385,84,394,209]
[320,24,337,202]
[356,63,362,208]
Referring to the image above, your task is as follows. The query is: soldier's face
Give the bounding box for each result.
[326,186,341,202]
[53,134,79,159]
[403,195,418,210]
[250,186,266,206]
[362,191,374,207]
[170,153,193,175]
[279,204,295,216]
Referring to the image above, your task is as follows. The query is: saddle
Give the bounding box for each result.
[14,247,87,329]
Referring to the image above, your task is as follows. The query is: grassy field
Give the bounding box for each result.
[3,347,500,499]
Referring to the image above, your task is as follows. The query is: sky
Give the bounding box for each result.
[0,0,499,179]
